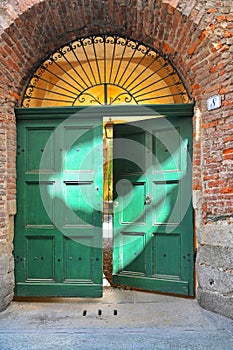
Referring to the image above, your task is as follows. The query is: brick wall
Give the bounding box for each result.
[0,0,232,317]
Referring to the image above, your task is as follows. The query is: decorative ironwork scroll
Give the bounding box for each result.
[22,35,190,107]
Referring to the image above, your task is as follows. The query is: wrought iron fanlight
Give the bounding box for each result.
[22,34,190,108]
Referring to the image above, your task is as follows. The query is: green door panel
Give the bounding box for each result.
[121,182,146,224]
[63,237,101,282]
[26,127,56,172]
[26,236,55,281]
[117,232,147,275]
[15,113,103,297]
[113,115,194,296]
[152,233,181,276]
[25,181,54,226]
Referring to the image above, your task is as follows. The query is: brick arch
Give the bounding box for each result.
[0,0,213,108]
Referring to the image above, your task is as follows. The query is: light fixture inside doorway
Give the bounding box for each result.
[104,118,114,139]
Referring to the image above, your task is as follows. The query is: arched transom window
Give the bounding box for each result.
[22,34,190,107]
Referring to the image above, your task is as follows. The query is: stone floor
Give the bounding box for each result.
[0,287,232,350]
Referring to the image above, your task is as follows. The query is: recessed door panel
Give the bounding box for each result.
[152,233,181,277]
[26,127,55,172]
[26,181,55,227]
[64,236,94,282]
[152,181,181,225]
[152,127,181,172]
[121,182,146,224]
[26,236,55,281]
[118,232,146,275]
[63,126,95,171]
[64,181,94,227]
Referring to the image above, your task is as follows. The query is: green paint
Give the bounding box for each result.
[14,104,194,298]
[14,114,103,297]
[113,115,194,296]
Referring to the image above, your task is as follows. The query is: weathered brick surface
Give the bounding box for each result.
[0,0,232,317]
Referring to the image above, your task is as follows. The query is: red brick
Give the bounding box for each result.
[202,121,218,129]
[223,135,233,143]
[187,39,201,55]
[192,83,201,90]
[208,180,226,188]
[200,29,208,41]
[162,43,175,55]
[211,42,223,52]
[222,100,233,107]
[223,154,233,160]
[217,15,226,23]
[223,148,233,155]
[219,86,233,94]
[221,187,233,194]
[207,8,217,13]
[9,91,20,101]
[192,183,201,190]
[224,31,233,38]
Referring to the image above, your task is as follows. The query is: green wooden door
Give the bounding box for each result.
[112,116,194,296]
[15,111,103,297]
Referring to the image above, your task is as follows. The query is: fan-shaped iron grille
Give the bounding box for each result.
[22,35,190,107]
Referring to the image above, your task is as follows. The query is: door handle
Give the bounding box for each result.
[144,194,152,205]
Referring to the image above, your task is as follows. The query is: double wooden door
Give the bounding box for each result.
[14,106,194,297]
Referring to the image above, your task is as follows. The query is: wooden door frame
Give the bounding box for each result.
[15,104,194,120]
